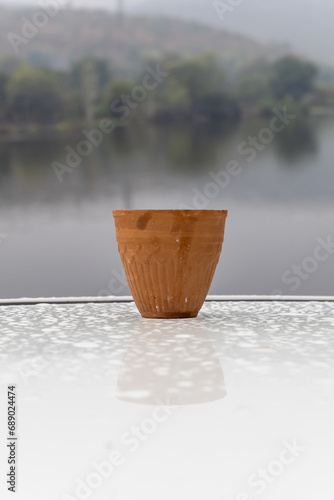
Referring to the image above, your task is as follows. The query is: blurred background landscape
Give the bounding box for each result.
[0,0,333,298]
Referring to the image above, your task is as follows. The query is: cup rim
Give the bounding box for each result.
[113,209,228,216]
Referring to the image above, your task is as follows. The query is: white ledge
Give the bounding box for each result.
[0,295,333,306]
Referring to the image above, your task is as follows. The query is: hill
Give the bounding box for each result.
[0,7,291,74]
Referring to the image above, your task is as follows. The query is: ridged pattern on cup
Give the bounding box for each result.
[113,210,227,318]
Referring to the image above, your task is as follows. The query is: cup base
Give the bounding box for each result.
[140,311,199,319]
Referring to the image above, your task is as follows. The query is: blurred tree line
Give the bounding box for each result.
[0,52,328,130]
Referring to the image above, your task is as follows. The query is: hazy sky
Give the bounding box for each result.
[1,0,141,8]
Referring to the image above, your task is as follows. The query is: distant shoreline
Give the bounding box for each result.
[1,108,334,142]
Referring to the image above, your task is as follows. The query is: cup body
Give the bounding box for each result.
[113,209,228,318]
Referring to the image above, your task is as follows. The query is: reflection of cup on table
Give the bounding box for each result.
[117,320,226,406]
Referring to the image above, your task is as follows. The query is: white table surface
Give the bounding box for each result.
[0,299,333,500]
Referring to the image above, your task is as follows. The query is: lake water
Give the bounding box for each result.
[0,114,333,299]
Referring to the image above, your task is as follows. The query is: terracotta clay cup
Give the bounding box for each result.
[113,209,228,318]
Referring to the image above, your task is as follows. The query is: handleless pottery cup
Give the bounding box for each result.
[113,209,228,318]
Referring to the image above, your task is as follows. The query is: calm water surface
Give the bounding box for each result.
[0,116,333,298]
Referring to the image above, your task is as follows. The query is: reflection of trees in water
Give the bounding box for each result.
[167,122,239,171]
[0,117,321,205]
[0,139,66,198]
[105,126,152,209]
[274,118,317,163]
[101,122,240,205]
[168,126,217,170]
[2,139,61,172]
[107,126,136,158]
[105,122,239,172]
[117,320,226,406]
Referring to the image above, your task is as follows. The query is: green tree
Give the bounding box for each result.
[154,78,192,121]
[270,56,318,101]
[71,59,111,91]
[6,67,62,124]
[192,93,240,123]
[103,79,136,119]
[168,53,226,102]
[0,56,27,76]
[237,59,272,104]
[154,53,232,122]
[0,72,9,122]
[71,59,111,123]
[62,89,85,121]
